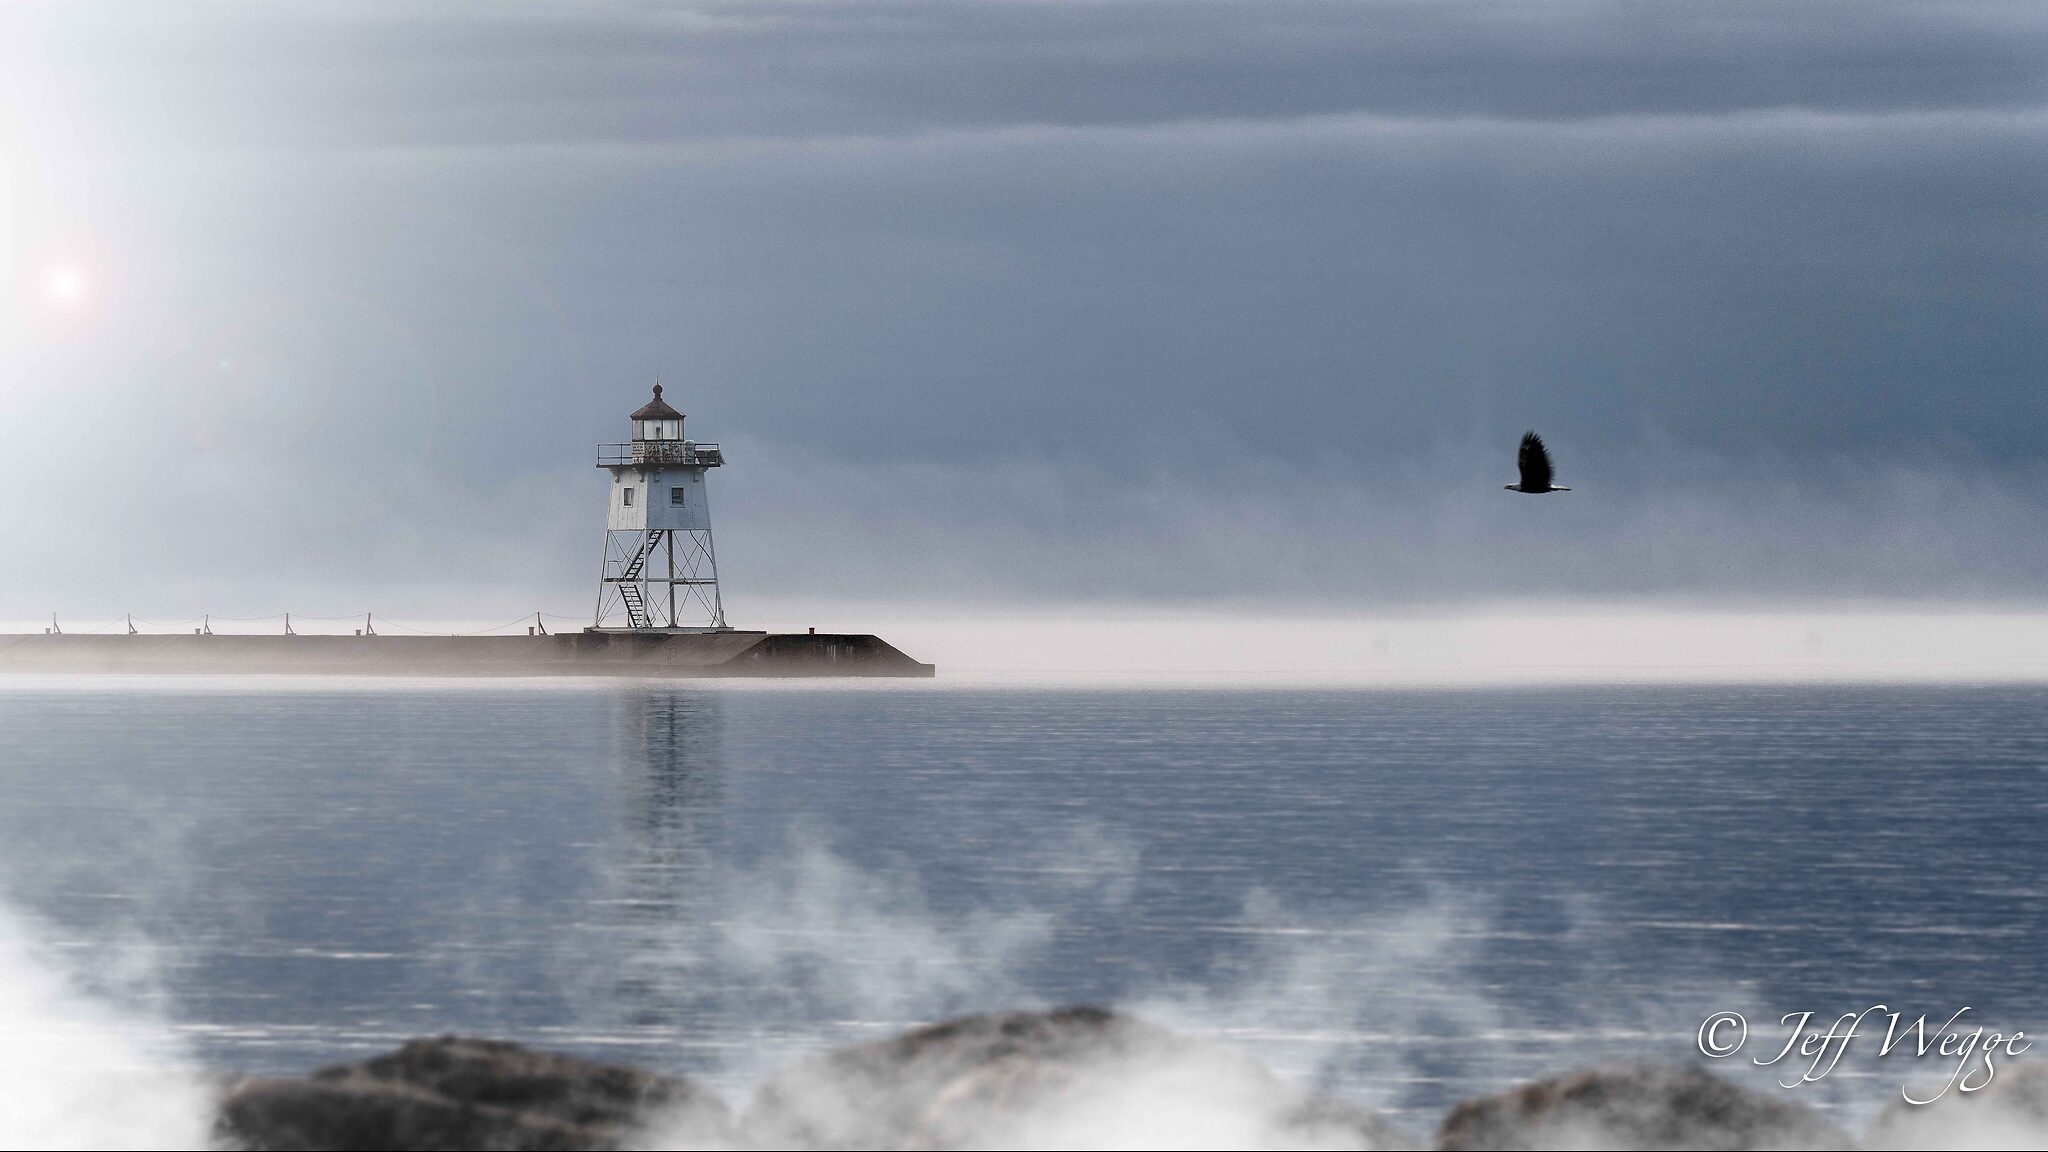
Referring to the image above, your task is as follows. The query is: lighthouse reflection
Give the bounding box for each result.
[597,686,727,1031]
[616,687,724,835]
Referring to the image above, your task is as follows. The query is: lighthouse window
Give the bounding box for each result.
[670,487,686,506]
[622,487,635,507]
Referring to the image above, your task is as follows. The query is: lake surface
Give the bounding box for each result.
[1,679,2043,1123]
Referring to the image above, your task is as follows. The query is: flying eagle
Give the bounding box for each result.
[1505,432,1571,494]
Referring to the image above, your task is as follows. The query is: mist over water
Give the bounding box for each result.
[0,901,213,1149]
[2,679,2045,1146]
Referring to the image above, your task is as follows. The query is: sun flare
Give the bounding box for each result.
[42,262,89,309]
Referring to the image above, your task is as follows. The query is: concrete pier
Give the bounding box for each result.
[0,631,935,678]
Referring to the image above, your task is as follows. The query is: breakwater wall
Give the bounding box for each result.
[0,631,935,678]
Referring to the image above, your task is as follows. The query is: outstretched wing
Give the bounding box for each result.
[1518,431,1553,491]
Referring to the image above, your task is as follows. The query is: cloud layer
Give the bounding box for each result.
[4,1,2046,613]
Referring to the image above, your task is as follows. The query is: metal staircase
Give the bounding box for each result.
[617,583,649,629]
[614,530,663,629]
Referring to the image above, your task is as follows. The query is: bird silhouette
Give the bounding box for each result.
[1504,432,1571,493]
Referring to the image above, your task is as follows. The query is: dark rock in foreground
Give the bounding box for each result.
[1436,1064,1854,1151]
[214,1036,727,1151]
[211,1022,1912,1151]
[741,1006,1417,1150]
[742,1007,1158,1149]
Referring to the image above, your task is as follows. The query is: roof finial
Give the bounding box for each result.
[653,381,663,400]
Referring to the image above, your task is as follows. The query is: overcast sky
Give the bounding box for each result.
[3,1,2046,622]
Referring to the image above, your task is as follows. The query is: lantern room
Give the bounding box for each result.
[632,385,685,441]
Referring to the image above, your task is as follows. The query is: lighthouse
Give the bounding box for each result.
[593,385,729,632]
[0,377,934,675]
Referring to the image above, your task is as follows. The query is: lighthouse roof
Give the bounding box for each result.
[631,385,684,421]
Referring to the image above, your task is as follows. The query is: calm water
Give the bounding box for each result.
[1,680,2044,1120]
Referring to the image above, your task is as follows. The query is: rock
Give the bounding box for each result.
[1865,1060,2048,1149]
[741,1006,1416,1149]
[214,1035,727,1151]
[1436,1064,1853,1151]
[741,1007,1154,1149]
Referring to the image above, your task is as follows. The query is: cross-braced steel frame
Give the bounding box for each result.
[593,527,728,632]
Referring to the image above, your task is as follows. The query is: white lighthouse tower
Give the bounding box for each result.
[593,385,729,632]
